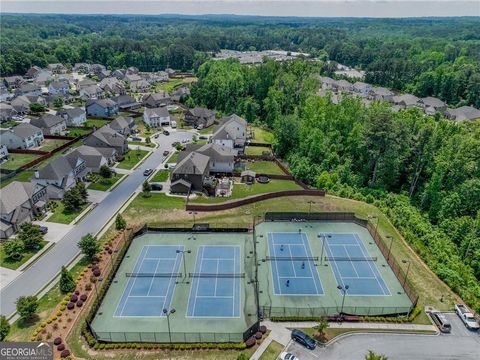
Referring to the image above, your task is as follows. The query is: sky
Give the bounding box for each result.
[1,0,479,18]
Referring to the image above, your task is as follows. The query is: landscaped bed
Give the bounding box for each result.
[0,240,48,270]
[116,149,149,170]
[47,200,90,224]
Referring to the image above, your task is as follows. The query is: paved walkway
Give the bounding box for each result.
[250,320,437,360]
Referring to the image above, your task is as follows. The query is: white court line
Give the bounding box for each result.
[271,234,283,293]
[143,257,178,260]
[278,276,315,279]
[127,295,167,298]
[146,259,161,296]
[323,235,347,291]
[202,257,235,261]
[117,245,149,316]
[191,246,204,316]
[344,244,360,278]
[300,233,321,295]
[342,276,378,280]
[196,295,234,299]
[159,246,183,313]
[214,258,219,297]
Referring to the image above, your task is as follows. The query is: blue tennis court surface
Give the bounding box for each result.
[268,232,324,296]
[114,245,183,317]
[187,245,241,318]
[323,233,391,296]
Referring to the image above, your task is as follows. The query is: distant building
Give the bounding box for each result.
[47,63,68,74]
[418,97,447,115]
[0,103,16,122]
[112,94,140,110]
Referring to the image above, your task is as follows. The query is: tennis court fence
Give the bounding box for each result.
[261,305,414,318]
[262,212,420,311]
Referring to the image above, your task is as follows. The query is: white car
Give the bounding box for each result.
[280,352,299,360]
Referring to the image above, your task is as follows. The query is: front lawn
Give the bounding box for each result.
[259,340,284,360]
[151,169,170,182]
[198,127,213,135]
[116,149,149,169]
[85,119,109,128]
[87,174,122,191]
[40,139,68,152]
[167,151,180,163]
[0,153,39,171]
[245,160,286,175]
[245,146,272,156]
[46,200,90,224]
[192,179,302,203]
[250,126,274,144]
[0,240,48,270]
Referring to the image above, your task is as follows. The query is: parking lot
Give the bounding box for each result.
[284,313,479,360]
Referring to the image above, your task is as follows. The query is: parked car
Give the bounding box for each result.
[37,225,48,234]
[154,134,159,139]
[199,135,208,140]
[291,329,316,350]
[150,183,163,191]
[455,304,479,330]
[143,168,153,176]
[280,352,299,360]
[131,136,142,141]
[430,311,452,333]
[163,150,170,156]
[163,130,170,136]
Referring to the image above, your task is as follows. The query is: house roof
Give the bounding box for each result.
[78,79,97,88]
[371,87,393,96]
[170,178,192,190]
[81,85,103,96]
[212,115,247,142]
[49,80,69,89]
[173,152,210,175]
[144,107,169,118]
[37,155,83,180]
[420,97,445,108]
[445,106,480,121]
[352,82,371,90]
[187,107,215,119]
[56,107,85,119]
[0,181,44,214]
[18,83,41,92]
[12,123,43,138]
[196,143,236,163]
[112,95,138,107]
[392,94,419,106]
[109,116,134,131]
[144,92,170,102]
[86,98,117,109]
[88,126,126,147]
[241,170,256,177]
[65,145,105,169]
[172,86,189,97]
[30,114,65,129]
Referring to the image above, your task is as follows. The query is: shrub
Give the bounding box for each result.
[57,344,65,351]
[46,332,52,340]
[75,290,80,295]
[259,325,267,333]
[85,283,92,291]
[76,300,83,307]
[254,332,262,340]
[60,349,70,358]
[80,294,87,301]
[93,269,101,277]
[67,302,75,310]
[245,337,256,347]
[70,295,78,303]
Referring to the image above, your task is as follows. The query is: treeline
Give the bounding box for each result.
[190,59,480,311]
[1,15,479,106]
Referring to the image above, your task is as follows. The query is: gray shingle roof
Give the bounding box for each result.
[0,181,42,214]
[173,152,209,175]
[37,156,82,180]
[30,114,65,129]
[12,123,43,138]
[144,107,169,118]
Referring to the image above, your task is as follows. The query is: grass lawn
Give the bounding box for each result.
[155,78,184,93]
[0,170,35,188]
[0,153,39,171]
[66,127,92,137]
[250,126,274,144]
[40,139,68,152]
[167,151,180,163]
[245,160,286,175]
[6,257,90,342]
[192,180,302,204]
[85,119,109,128]
[46,200,90,224]
[129,193,186,210]
[245,146,272,156]
[198,127,213,135]
[116,149,149,169]
[259,340,284,360]
[129,141,155,148]
[87,174,122,191]
[134,118,153,137]
[0,240,48,270]
[151,169,169,182]
[0,120,18,128]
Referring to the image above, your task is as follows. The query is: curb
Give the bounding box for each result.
[16,241,56,272]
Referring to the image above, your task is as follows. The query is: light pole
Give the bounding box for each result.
[319,234,326,265]
[189,211,197,225]
[163,308,176,343]
[307,201,316,215]
[176,249,191,278]
[337,284,349,315]
[386,235,393,261]
[402,260,411,288]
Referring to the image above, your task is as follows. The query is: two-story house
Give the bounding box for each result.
[48,80,70,96]
[47,63,68,74]
[143,107,171,128]
[211,114,247,150]
[85,99,119,118]
[184,107,215,129]
[112,95,140,110]
[0,103,16,122]
[80,85,105,100]
[170,152,210,194]
[65,145,111,173]
[142,92,171,108]
[33,155,87,199]
[84,126,128,155]
[0,123,44,149]
[108,116,136,136]
[30,114,67,135]
[56,107,87,127]
[0,181,48,238]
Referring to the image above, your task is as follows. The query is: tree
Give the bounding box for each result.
[16,295,38,320]
[0,315,10,341]
[76,181,88,203]
[62,187,82,211]
[53,97,64,108]
[17,223,44,249]
[3,239,25,260]
[365,350,388,360]
[142,180,151,197]
[29,102,46,113]
[145,136,151,144]
[99,165,112,179]
[78,234,100,261]
[59,266,76,293]
[313,318,329,337]
[115,214,126,230]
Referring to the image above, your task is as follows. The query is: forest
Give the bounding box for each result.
[189,58,480,312]
[1,14,480,107]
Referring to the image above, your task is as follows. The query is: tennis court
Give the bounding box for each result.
[187,245,241,317]
[114,245,183,317]
[323,233,390,296]
[267,232,323,296]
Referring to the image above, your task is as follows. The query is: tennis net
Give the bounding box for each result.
[324,256,377,262]
[188,273,246,278]
[125,272,183,278]
[265,256,318,261]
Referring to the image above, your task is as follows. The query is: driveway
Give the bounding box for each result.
[32,221,73,244]
[0,132,191,318]
[285,313,479,360]
[0,268,20,291]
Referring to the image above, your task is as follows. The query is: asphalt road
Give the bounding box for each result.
[285,313,480,360]
[0,131,193,318]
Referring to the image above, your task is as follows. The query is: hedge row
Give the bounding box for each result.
[91,342,247,351]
